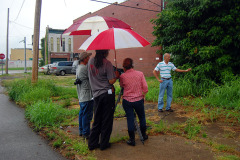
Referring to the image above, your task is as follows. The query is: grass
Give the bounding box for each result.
[25,100,78,130]
[2,73,240,159]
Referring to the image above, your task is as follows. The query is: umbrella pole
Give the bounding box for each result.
[114,49,117,68]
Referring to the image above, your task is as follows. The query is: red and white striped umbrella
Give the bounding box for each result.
[79,28,150,51]
[63,15,132,36]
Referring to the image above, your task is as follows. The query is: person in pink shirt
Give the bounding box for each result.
[120,58,148,146]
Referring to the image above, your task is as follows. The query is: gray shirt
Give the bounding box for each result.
[76,64,93,102]
[88,57,116,98]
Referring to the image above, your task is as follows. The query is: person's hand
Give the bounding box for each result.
[187,68,192,72]
[115,70,120,79]
[158,79,163,83]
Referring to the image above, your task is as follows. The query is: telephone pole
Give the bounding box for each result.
[5,8,9,75]
[32,0,42,83]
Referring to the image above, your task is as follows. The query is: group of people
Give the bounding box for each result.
[76,50,191,151]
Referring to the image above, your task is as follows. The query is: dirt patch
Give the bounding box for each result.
[61,103,240,160]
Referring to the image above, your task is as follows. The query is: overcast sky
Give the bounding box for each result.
[0,0,126,59]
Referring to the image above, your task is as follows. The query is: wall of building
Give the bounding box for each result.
[10,48,42,61]
[8,60,32,68]
[72,0,163,76]
[47,33,73,53]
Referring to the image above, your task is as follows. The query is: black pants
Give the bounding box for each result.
[88,92,115,149]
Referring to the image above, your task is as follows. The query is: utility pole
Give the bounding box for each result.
[19,37,27,73]
[32,0,42,83]
[5,8,9,75]
[24,37,27,73]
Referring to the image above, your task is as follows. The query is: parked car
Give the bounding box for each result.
[39,64,50,75]
[71,60,79,74]
[50,61,73,76]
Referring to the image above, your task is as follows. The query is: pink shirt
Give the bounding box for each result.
[120,69,148,102]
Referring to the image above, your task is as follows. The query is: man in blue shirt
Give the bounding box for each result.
[153,53,191,112]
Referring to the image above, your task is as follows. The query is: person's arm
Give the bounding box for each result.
[153,70,163,83]
[108,70,120,85]
[175,68,192,73]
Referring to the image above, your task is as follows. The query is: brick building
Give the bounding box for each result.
[10,48,42,60]
[72,0,164,76]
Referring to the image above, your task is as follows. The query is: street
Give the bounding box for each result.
[0,70,32,75]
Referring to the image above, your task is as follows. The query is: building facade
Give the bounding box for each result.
[46,27,74,63]
[10,48,42,61]
[71,0,164,76]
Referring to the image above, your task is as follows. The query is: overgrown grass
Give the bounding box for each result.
[25,101,78,130]
[202,78,240,110]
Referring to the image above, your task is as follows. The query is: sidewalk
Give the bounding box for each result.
[0,82,66,160]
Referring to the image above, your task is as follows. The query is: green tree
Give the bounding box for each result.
[152,0,240,83]
[39,38,45,66]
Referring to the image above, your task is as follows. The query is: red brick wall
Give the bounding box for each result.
[73,0,163,77]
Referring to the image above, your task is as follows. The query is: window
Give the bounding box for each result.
[50,37,53,51]
[57,38,60,52]
[62,38,65,52]
[68,38,71,52]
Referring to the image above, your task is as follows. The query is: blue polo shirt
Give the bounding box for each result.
[154,61,177,78]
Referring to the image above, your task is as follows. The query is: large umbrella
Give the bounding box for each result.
[63,15,132,36]
[79,28,150,67]
[79,28,150,50]
[80,28,150,145]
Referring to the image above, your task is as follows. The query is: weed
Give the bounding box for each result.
[184,118,202,139]
[215,144,235,152]
[114,105,126,118]
[202,133,207,138]
[72,140,89,155]
[217,155,240,160]
[53,138,63,148]
[46,132,57,140]
[153,120,167,133]
[169,122,182,134]
[110,135,128,143]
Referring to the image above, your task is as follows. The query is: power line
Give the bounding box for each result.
[10,21,45,34]
[10,21,33,30]
[13,0,26,22]
[90,0,160,12]
[146,0,162,7]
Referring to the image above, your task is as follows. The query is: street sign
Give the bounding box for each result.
[0,53,5,59]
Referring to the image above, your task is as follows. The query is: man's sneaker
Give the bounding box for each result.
[158,109,163,112]
[166,109,174,112]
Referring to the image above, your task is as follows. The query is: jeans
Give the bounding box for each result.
[157,79,173,110]
[122,99,146,132]
[79,100,94,136]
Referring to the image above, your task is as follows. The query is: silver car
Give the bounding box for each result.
[39,64,50,75]
[50,61,73,76]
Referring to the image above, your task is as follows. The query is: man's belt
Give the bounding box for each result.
[162,77,171,80]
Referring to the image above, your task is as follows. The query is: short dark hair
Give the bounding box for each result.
[123,58,133,70]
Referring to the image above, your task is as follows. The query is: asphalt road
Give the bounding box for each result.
[0,70,31,75]
[0,82,66,160]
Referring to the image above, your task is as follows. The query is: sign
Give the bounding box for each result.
[0,54,5,59]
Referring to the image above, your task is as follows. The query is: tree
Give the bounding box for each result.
[152,0,240,83]
[39,38,45,67]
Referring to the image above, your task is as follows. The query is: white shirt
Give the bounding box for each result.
[154,61,177,78]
